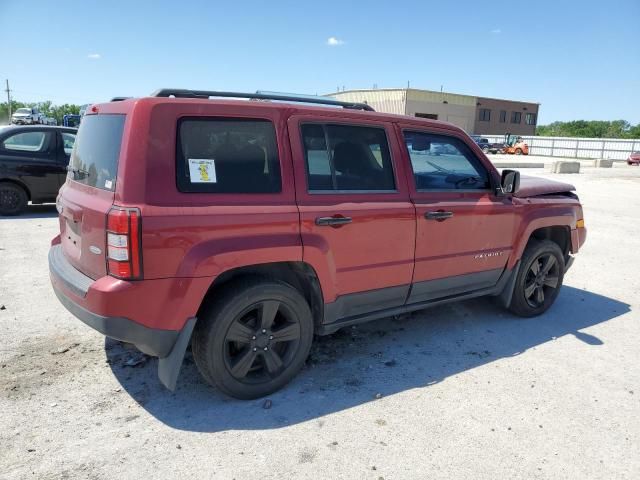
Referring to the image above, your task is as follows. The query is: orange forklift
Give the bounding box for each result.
[501,133,529,155]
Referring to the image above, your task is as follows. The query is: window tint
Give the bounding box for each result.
[61,132,76,155]
[3,131,50,152]
[403,131,490,190]
[301,123,395,191]
[177,118,281,194]
[511,112,522,124]
[479,108,491,121]
[69,114,125,191]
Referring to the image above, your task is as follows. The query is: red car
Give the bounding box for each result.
[628,152,640,165]
[49,89,586,399]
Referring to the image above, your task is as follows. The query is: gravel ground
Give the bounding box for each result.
[1,166,639,479]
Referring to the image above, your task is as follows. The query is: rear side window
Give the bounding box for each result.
[69,114,125,191]
[177,118,281,194]
[3,131,51,152]
[301,123,395,192]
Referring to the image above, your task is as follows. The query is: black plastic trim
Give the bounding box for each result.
[323,284,410,324]
[407,268,503,304]
[318,266,517,335]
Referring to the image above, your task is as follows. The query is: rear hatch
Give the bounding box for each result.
[58,114,126,280]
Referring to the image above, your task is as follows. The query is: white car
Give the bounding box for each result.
[11,108,42,125]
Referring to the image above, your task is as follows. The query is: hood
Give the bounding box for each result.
[514,175,575,198]
[12,113,29,117]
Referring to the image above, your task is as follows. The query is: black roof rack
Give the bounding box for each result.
[149,89,375,112]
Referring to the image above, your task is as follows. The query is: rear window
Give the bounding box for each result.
[177,118,281,193]
[69,114,125,191]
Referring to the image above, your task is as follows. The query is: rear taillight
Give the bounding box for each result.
[106,206,142,279]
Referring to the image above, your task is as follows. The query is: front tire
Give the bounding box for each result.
[0,183,28,216]
[192,277,314,399]
[515,148,523,155]
[509,239,565,317]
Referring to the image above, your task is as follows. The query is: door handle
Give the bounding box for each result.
[315,216,352,227]
[425,211,454,221]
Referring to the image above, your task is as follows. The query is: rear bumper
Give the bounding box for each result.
[49,245,183,357]
[51,283,178,357]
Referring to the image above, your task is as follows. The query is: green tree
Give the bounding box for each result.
[536,120,639,138]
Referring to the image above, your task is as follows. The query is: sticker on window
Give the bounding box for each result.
[105,179,113,189]
[188,158,217,183]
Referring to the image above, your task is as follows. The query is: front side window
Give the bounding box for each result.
[479,109,491,122]
[511,112,522,124]
[403,131,490,190]
[3,131,51,152]
[301,123,395,192]
[177,118,281,193]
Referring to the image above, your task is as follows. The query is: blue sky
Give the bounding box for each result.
[1,0,638,124]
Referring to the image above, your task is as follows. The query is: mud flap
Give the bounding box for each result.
[158,317,197,391]
[497,261,521,308]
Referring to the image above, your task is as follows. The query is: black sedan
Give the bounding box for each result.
[0,125,77,215]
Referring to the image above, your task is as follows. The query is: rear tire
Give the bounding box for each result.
[192,277,314,399]
[0,183,28,216]
[508,239,565,317]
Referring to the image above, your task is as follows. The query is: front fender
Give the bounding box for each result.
[509,201,579,269]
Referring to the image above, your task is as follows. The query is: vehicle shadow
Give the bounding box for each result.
[0,204,57,220]
[106,286,629,432]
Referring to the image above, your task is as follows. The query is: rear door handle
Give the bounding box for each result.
[425,211,454,221]
[315,216,352,227]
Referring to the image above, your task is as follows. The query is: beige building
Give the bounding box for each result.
[327,88,539,136]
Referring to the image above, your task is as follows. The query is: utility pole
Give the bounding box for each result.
[5,79,11,119]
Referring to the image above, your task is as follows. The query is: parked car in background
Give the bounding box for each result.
[48,89,586,399]
[43,117,58,126]
[11,107,43,125]
[627,152,640,165]
[470,135,505,154]
[0,125,77,215]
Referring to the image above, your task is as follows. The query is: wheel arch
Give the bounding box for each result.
[0,178,31,200]
[197,261,324,328]
[527,225,571,263]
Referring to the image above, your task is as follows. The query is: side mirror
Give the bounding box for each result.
[500,169,520,194]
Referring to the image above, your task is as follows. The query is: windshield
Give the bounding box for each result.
[15,108,31,114]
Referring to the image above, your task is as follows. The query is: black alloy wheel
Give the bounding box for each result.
[523,253,561,308]
[192,277,314,399]
[508,239,565,317]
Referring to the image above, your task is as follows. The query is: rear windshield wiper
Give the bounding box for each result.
[67,165,90,179]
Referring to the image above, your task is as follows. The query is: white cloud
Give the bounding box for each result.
[87,53,101,59]
[491,29,501,34]
[326,37,344,46]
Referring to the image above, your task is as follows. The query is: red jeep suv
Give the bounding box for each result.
[49,89,587,399]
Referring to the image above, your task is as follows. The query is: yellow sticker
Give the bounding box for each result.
[188,159,217,183]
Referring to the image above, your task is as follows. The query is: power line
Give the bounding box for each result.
[4,80,11,118]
